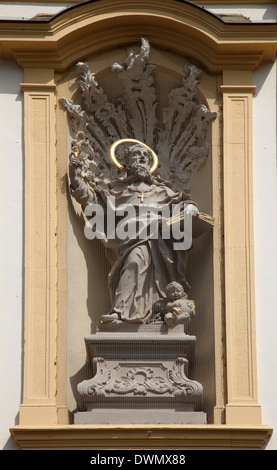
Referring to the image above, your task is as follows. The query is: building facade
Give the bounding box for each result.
[1,0,277,450]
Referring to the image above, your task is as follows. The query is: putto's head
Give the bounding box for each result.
[165,282,187,300]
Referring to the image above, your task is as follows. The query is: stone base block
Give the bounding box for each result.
[74,408,207,424]
[74,323,206,425]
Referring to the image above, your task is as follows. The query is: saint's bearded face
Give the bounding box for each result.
[126,145,152,181]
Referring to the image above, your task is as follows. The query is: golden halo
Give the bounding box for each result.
[109,138,159,174]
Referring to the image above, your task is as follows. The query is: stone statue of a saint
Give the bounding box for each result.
[61,43,216,423]
[68,139,199,325]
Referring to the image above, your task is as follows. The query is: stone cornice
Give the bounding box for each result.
[7,0,277,5]
[10,424,273,450]
[191,1,276,4]
[0,0,276,72]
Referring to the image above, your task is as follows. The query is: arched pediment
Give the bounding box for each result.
[0,0,276,72]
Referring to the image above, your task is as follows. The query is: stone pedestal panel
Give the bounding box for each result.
[74,324,206,424]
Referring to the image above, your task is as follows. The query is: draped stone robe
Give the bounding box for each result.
[71,176,195,323]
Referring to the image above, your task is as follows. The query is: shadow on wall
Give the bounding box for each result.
[67,181,111,415]
[67,182,111,333]
[4,413,20,450]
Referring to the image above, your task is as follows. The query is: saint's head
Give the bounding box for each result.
[124,144,153,182]
[125,144,152,169]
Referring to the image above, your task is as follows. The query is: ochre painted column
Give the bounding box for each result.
[19,69,57,425]
[221,71,261,425]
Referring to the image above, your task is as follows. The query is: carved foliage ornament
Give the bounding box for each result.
[60,38,216,192]
[77,357,203,400]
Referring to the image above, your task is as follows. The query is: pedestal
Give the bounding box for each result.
[74,323,206,424]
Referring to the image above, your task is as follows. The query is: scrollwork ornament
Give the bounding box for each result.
[77,357,111,398]
[106,367,174,396]
[168,357,203,397]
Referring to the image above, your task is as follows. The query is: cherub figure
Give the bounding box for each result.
[153,281,195,329]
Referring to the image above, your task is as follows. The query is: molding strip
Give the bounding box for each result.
[10,424,273,450]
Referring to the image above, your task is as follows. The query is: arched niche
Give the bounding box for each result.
[5,0,274,449]
[55,43,219,421]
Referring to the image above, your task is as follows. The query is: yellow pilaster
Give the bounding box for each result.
[19,69,57,425]
[220,71,261,425]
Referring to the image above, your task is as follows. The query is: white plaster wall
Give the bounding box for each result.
[0,59,24,450]
[0,2,71,20]
[206,4,277,22]
[253,62,277,450]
